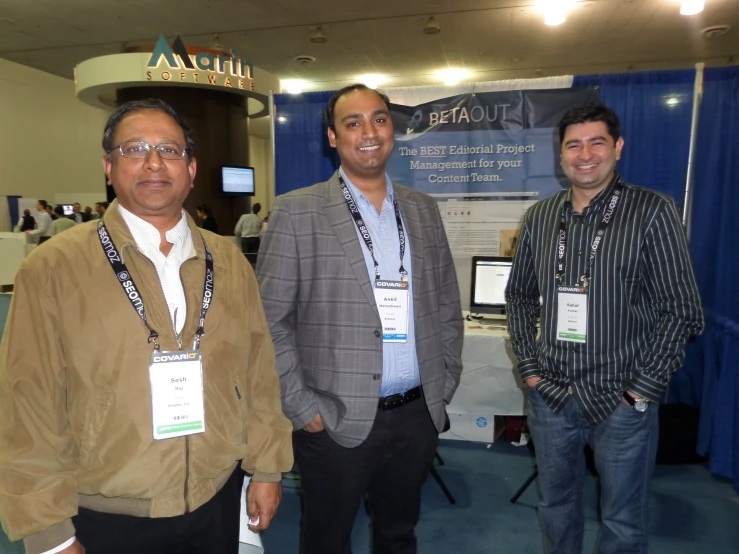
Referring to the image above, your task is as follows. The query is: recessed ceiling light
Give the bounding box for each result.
[359,74,387,89]
[537,0,573,26]
[681,0,705,16]
[436,68,470,86]
[281,79,308,94]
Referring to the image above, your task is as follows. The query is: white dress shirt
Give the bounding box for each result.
[28,210,52,238]
[118,205,194,335]
[40,207,195,554]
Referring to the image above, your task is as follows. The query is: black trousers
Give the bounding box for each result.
[293,397,439,554]
[72,469,243,554]
[241,236,260,254]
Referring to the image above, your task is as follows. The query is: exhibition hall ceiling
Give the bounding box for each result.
[0,0,737,90]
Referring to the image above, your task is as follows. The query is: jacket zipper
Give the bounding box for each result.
[128,245,199,512]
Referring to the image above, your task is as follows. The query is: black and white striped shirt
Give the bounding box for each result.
[505,174,704,422]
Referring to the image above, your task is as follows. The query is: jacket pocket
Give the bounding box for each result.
[77,386,114,467]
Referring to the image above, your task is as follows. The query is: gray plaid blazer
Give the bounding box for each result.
[256,171,464,447]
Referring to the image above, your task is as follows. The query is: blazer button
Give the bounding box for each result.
[373,374,381,380]
[374,330,381,337]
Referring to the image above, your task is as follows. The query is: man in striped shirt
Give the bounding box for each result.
[505,103,703,554]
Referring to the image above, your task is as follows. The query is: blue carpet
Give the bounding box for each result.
[1,294,738,553]
[262,439,739,553]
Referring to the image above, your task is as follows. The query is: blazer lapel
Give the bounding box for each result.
[394,186,424,311]
[324,172,380,317]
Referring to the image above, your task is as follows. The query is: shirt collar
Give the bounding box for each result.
[117,203,190,257]
[564,172,621,213]
[339,167,394,209]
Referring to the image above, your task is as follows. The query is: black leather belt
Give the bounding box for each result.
[378,386,422,411]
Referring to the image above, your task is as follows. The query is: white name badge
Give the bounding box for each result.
[374,280,409,343]
[149,350,206,440]
[556,287,588,343]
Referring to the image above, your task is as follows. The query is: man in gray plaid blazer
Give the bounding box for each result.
[257,84,463,554]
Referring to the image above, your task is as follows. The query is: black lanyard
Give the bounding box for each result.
[339,176,407,281]
[97,220,214,351]
[556,178,624,289]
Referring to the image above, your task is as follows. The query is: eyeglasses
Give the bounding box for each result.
[112,141,188,160]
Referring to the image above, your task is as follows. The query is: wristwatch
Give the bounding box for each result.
[623,391,649,413]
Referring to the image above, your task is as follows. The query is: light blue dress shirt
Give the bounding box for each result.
[340,167,421,397]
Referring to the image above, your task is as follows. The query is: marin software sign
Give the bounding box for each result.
[146,34,255,91]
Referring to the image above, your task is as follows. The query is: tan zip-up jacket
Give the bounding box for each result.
[0,201,293,553]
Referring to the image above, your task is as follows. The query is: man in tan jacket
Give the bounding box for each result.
[0,99,293,554]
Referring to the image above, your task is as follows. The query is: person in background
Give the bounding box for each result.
[195,204,219,234]
[91,203,102,219]
[72,203,90,224]
[505,102,704,554]
[234,203,262,254]
[84,206,94,220]
[0,98,292,554]
[45,203,58,221]
[14,209,36,233]
[52,206,76,235]
[25,200,53,243]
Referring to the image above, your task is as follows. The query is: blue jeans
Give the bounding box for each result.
[527,388,659,554]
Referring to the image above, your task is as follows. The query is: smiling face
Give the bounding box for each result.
[560,120,624,194]
[327,88,394,184]
[102,109,196,222]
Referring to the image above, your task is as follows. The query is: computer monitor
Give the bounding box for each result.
[469,256,513,317]
[61,204,74,216]
[221,165,255,196]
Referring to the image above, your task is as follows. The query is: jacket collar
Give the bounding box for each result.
[322,170,425,317]
[102,200,226,269]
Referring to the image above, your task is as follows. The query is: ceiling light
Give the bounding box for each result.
[436,68,470,86]
[210,33,226,51]
[681,0,705,15]
[360,74,387,89]
[310,26,327,44]
[423,16,441,35]
[537,0,573,26]
[281,79,308,94]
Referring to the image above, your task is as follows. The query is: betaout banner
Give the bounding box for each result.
[386,88,599,198]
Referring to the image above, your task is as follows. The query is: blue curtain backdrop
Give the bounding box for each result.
[273,91,338,196]
[689,67,739,320]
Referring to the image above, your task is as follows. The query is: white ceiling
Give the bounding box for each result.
[0,0,737,92]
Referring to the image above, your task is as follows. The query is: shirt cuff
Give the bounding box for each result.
[516,358,541,382]
[628,371,665,404]
[40,537,76,554]
[250,471,283,483]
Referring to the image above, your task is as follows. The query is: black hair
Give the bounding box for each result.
[252,202,262,215]
[54,205,64,216]
[102,98,196,159]
[324,84,391,132]
[196,204,213,217]
[38,199,48,209]
[23,209,31,216]
[557,102,621,144]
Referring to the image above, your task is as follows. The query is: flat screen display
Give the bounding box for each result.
[221,166,255,195]
[61,204,74,216]
[469,256,513,315]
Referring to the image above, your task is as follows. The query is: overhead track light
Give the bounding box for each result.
[423,16,441,35]
[310,26,328,44]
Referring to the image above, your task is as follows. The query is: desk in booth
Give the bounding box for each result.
[440,321,527,443]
